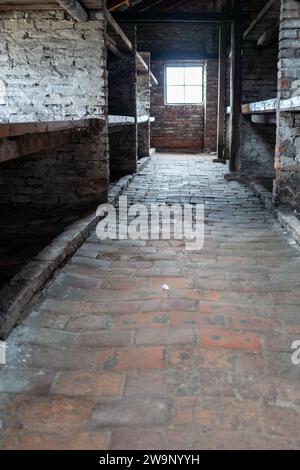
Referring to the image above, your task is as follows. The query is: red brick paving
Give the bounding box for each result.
[1,154,300,449]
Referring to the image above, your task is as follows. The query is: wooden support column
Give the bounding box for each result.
[217,23,226,162]
[229,18,242,172]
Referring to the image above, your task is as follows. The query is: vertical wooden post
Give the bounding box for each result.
[217,23,226,162]
[229,16,242,172]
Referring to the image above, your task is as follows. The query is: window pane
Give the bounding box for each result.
[185,86,203,104]
[166,67,184,85]
[167,85,184,104]
[185,67,203,85]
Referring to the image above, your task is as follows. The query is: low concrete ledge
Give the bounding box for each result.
[276,208,300,245]
[0,158,151,339]
[247,180,300,246]
[0,211,100,340]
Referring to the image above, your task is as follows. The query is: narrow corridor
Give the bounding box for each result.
[1,154,300,450]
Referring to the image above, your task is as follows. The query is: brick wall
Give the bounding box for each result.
[137,52,151,158]
[236,20,279,176]
[204,59,218,153]
[0,124,109,208]
[0,9,109,209]
[0,10,106,122]
[137,23,218,153]
[274,0,300,209]
[108,47,138,180]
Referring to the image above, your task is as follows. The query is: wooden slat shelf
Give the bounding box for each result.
[108,115,135,126]
[106,12,158,85]
[0,0,104,11]
[227,96,300,115]
[0,118,105,163]
[241,99,277,114]
[108,115,156,126]
[136,52,159,86]
[0,118,104,139]
[280,96,300,112]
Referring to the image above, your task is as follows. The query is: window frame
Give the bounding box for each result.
[164,63,204,106]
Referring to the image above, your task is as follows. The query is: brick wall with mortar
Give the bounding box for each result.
[0,124,109,208]
[137,52,151,158]
[108,46,138,180]
[109,125,137,181]
[136,23,218,153]
[0,10,106,122]
[274,0,300,209]
[204,59,218,153]
[0,9,109,208]
[223,0,279,176]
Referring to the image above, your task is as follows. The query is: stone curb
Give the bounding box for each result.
[248,180,300,246]
[0,156,152,339]
[0,211,100,340]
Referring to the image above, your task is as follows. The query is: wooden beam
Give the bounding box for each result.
[257,21,279,47]
[108,0,130,12]
[280,96,300,113]
[106,10,133,52]
[150,50,218,61]
[113,12,248,24]
[107,39,127,59]
[229,18,242,172]
[242,99,277,114]
[127,0,163,12]
[0,4,60,11]
[217,23,227,162]
[56,0,88,21]
[243,0,276,39]
[163,0,188,12]
[139,0,164,12]
[0,118,105,163]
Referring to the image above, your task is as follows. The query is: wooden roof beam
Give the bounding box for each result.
[106,10,133,52]
[257,21,279,47]
[56,0,88,21]
[113,11,249,24]
[243,0,278,40]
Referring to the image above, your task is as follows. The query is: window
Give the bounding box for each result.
[165,64,204,105]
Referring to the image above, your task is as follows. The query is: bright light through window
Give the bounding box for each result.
[165,65,204,105]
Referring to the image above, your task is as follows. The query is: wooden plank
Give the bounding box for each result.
[137,115,150,123]
[0,118,105,163]
[242,99,277,114]
[56,0,88,21]
[243,0,276,39]
[251,114,276,124]
[113,12,248,24]
[280,96,300,112]
[0,118,104,139]
[108,0,130,12]
[150,50,218,61]
[150,70,158,86]
[229,17,242,173]
[257,21,279,47]
[0,3,60,11]
[108,115,135,125]
[107,41,127,59]
[106,10,133,52]
[136,51,149,73]
[0,0,103,10]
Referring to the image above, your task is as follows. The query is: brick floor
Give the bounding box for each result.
[1,153,300,450]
